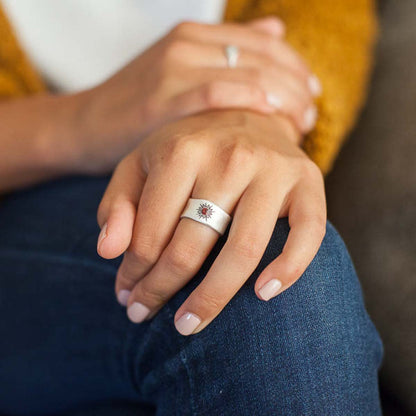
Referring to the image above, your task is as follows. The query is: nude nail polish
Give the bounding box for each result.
[266,93,283,109]
[175,312,201,336]
[117,289,131,307]
[258,279,282,301]
[308,75,322,96]
[127,302,150,323]
[304,106,317,131]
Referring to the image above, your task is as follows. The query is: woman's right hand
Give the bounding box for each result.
[67,17,320,174]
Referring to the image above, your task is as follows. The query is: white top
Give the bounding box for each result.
[2,0,226,93]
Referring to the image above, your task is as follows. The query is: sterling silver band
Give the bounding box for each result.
[224,45,240,68]
[180,198,231,235]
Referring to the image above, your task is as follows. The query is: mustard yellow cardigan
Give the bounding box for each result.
[0,0,377,174]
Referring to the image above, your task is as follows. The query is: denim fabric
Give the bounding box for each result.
[0,176,383,416]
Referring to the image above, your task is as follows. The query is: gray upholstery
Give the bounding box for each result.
[326,1,416,415]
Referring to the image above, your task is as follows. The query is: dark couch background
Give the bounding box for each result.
[326,1,416,415]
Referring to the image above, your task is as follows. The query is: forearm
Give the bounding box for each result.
[0,93,85,193]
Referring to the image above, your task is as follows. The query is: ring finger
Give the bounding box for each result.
[125,161,255,322]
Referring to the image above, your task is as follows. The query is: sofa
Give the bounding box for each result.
[326,1,416,415]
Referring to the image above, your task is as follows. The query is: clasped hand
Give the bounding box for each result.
[97,110,326,335]
[94,17,326,335]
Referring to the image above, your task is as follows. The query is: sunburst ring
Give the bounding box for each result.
[180,198,231,235]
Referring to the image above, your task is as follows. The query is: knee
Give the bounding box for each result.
[192,219,383,412]
[238,218,383,366]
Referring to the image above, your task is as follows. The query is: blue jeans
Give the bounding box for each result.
[0,176,383,416]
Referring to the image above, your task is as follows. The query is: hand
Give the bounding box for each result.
[67,17,320,174]
[96,110,326,335]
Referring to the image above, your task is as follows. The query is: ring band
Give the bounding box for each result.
[180,198,231,235]
[224,45,240,68]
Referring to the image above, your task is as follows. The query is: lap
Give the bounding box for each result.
[0,176,383,415]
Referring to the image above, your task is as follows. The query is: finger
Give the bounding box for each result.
[126,154,256,323]
[173,176,284,335]
[247,16,286,37]
[169,79,276,118]
[115,144,200,303]
[97,149,145,260]
[173,66,316,133]
[126,213,219,323]
[171,21,316,92]
[174,42,314,106]
[255,172,326,301]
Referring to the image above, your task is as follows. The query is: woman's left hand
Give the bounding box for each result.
[96,110,326,335]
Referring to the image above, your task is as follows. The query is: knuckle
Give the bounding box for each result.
[164,242,201,274]
[220,141,256,176]
[228,236,263,261]
[267,149,286,167]
[297,212,327,239]
[202,81,226,108]
[163,38,192,63]
[170,21,196,38]
[138,282,169,305]
[269,16,284,27]
[117,263,139,287]
[195,290,223,313]
[166,134,201,164]
[301,158,323,180]
[129,239,160,267]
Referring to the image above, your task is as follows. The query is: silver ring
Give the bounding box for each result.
[224,45,239,68]
[180,198,231,235]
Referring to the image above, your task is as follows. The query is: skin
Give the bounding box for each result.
[97,110,326,335]
[0,17,318,192]
[0,16,325,335]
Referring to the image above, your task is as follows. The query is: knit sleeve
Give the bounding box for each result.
[0,5,45,98]
[224,0,378,174]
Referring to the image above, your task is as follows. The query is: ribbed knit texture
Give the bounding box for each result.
[0,0,378,174]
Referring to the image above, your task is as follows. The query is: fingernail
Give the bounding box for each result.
[304,106,317,131]
[127,302,150,323]
[175,312,201,336]
[258,279,282,301]
[266,93,282,109]
[97,222,107,251]
[117,289,131,307]
[308,75,322,96]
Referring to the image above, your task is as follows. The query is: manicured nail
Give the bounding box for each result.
[175,312,201,336]
[266,93,282,109]
[127,302,150,323]
[304,106,317,131]
[117,289,131,307]
[97,222,107,251]
[258,279,282,301]
[308,75,322,96]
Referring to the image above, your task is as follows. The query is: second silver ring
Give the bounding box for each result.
[224,44,240,68]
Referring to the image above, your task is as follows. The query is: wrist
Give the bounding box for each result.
[30,93,85,176]
[38,87,124,176]
[200,109,303,147]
